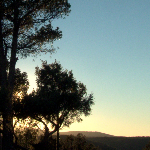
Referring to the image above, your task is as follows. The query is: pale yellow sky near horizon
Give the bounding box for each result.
[24,58,150,137]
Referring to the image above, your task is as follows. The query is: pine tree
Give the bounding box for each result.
[0,1,71,149]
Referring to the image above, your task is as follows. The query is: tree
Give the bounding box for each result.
[13,68,29,100]
[0,68,29,149]
[0,68,29,123]
[35,61,94,129]
[14,61,94,149]
[0,0,71,149]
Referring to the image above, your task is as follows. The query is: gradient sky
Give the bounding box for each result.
[16,0,150,137]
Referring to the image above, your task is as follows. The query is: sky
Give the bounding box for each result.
[16,0,150,137]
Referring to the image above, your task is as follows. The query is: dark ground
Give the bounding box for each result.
[59,135,150,150]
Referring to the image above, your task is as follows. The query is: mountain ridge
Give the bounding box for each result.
[54,131,115,137]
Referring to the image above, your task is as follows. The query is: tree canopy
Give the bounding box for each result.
[1,0,71,58]
[0,1,71,149]
[13,68,29,99]
[14,61,94,138]
[0,68,29,112]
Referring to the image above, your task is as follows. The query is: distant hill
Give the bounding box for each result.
[55,131,114,137]
[53,131,150,150]
[87,137,150,150]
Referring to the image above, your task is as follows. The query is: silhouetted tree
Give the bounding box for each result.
[0,68,29,150]
[14,61,94,149]
[13,68,29,100]
[0,68,29,126]
[35,61,94,131]
[0,1,71,149]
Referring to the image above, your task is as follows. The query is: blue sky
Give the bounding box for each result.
[16,0,150,136]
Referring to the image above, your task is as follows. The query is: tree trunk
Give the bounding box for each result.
[0,7,14,150]
[2,97,14,150]
[56,128,59,150]
[56,113,59,150]
[1,1,19,149]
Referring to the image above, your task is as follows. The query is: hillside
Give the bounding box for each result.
[54,131,150,150]
[87,137,150,150]
[57,131,114,137]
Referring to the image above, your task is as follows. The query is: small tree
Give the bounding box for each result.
[35,61,94,129]
[14,61,94,149]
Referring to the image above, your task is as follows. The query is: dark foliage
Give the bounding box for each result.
[14,61,94,142]
[0,0,71,149]
[60,133,98,150]
[143,140,150,150]
[0,68,29,112]
[87,137,150,150]
[1,0,71,58]
[32,135,56,150]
